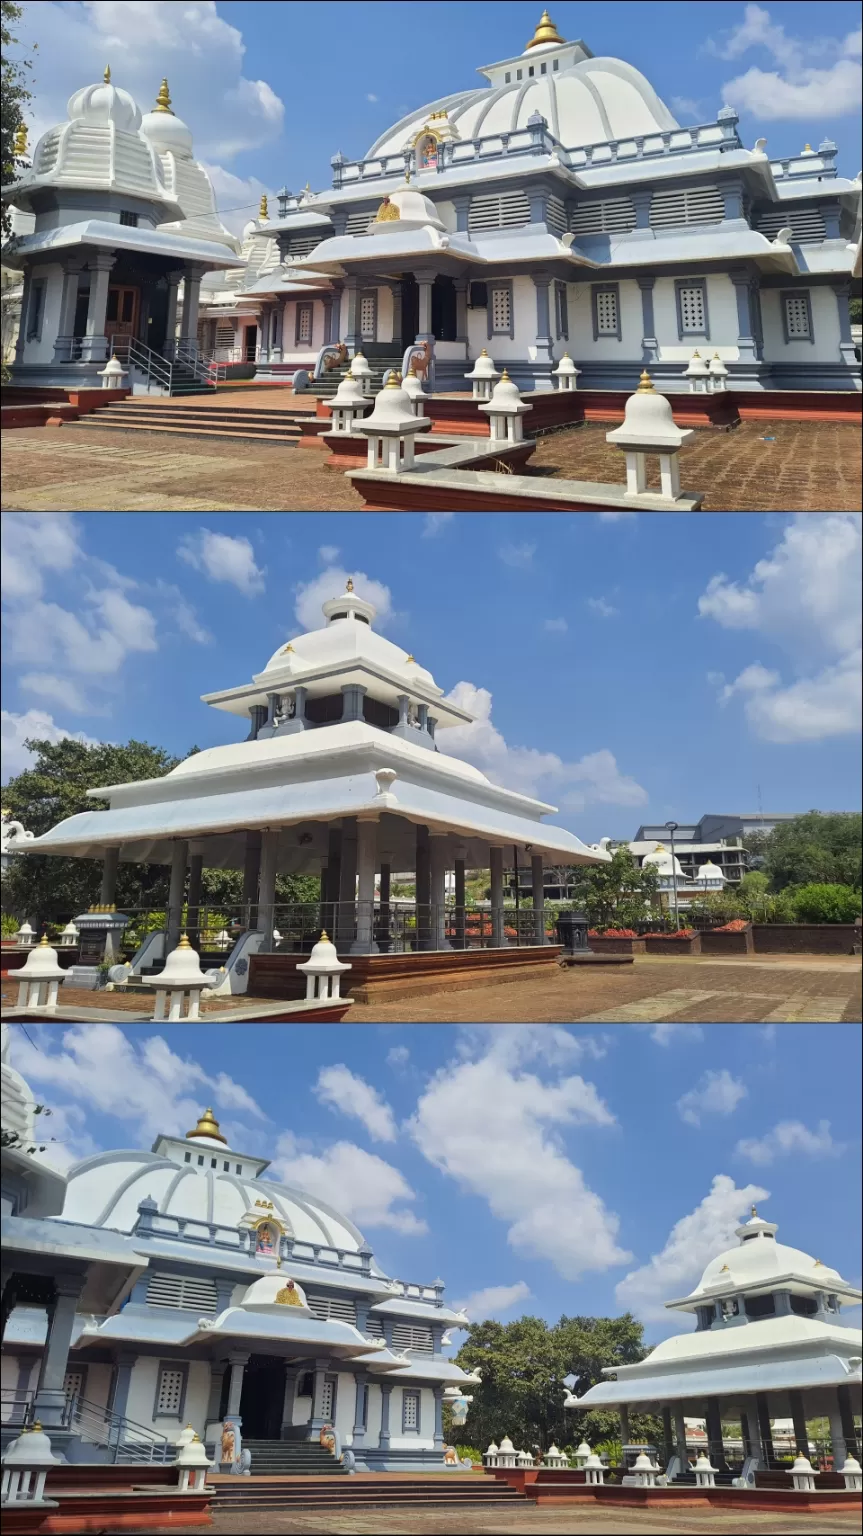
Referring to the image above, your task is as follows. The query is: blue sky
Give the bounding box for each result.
[14,2,862,234]
[9,1020,862,1339]
[2,513,861,839]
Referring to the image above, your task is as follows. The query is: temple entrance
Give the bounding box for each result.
[431,275,456,341]
[239,1355,287,1439]
[105,286,139,339]
[243,324,259,361]
[401,276,418,344]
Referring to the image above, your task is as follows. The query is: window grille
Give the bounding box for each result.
[297,304,313,343]
[320,1379,334,1419]
[754,206,826,243]
[570,198,635,235]
[216,323,236,350]
[402,1390,420,1430]
[554,281,569,339]
[360,294,376,338]
[649,185,724,228]
[63,1370,85,1402]
[468,191,530,232]
[156,1367,184,1416]
[678,284,706,333]
[391,1322,434,1354]
[119,210,138,227]
[145,1273,218,1314]
[306,1292,358,1325]
[490,286,511,333]
[784,294,811,338]
[545,195,567,235]
[595,289,619,335]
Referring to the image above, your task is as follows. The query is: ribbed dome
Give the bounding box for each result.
[67,76,141,134]
[693,1212,843,1296]
[255,587,442,696]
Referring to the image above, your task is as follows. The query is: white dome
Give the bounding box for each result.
[642,843,685,877]
[368,184,445,234]
[26,71,173,213]
[1,1023,36,1145]
[240,1274,311,1313]
[693,1213,843,1297]
[696,860,725,883]
[67,77,141,134]
[255,585,442,696]
[139,81,194,159]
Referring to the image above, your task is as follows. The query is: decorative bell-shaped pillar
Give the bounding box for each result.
[553,353,581,391]
[1,1422,62,1506]
[60,920,79,947]
[464,349,499,401]
[839,1455,862,1492]
[707,353,729,393]
[478,370,532,443]
[139,934,218,1020]
[544,1444,569,1468]
[694,1451,717,1488]
[97,355,129,390]
[584,1451,605,1485]
[357,374,431,472]
[15,935,66,1011]
[517,1448,534,1467]
[327,369,372,434]
[787,1454,819,1492]
[496,1435,518,1468]
[683,351,711,394]
[296,930,352,1000]
[174,1433,212,1493]
[401,364,427,417]
[483,1441,500,1468]
[606,372,694,501]
[574,1440,592,1467]
[349,350,373,396]
[633,1449,659,1488]
[15,922,36,947]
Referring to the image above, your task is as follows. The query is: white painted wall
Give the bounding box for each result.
[652,274,741,363]
[123,1356,209,1440]
[567,277,644,361]
[761,285,841,363]
[124,1356,159,1430]
[386,1384,435,1450]
[365,1380,382,1444]
[21,264,64,366]
[376,284,394,345]
[291,1380,312,1427]
[334,1369,355,1444]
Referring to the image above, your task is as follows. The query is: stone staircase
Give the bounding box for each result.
[70,397,308,446]
[310,353,404,398]
[241,1439,348,1477]
[211,1473,527,1512]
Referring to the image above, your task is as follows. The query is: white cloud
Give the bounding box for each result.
[699,515,862,743]
[293,567,395,633]
[735,1119,841,1165]
[408,1036,628,1280]
[1,710,102,782]
[178,529,265,595]
[314,1065,397,1143]
[670,96,707,120]
[386,1045,411,1069]
[615,1174,769,1321]
[498,542,536,568]
[366,93,379,103]
[18,674,96,715]
[0,513,81,600]
[544,618,568,633]
[587,597,619,619]
[677,1069,748,1127]
[422,513,455,538]
[318,545,341,563]
[597,512,637,523]
[444,682,647,810]
[711,5,863,119]
[270,1135,427,1235]
[453,1281,532,1322]
[648,1023,704,1046]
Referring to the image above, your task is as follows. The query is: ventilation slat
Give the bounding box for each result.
[546,195,568,235]
[346,211,374,236]
[570,198,636,235]
[468,192,531,232]
[145,1273,218,1313]
[306,1292,357,1325]
[755,207,826,243]
[391,1322,434,1354]
[650,186,724,228]
[288,235,322,258]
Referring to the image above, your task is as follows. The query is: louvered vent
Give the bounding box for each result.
[146,1273,218,1314]
[546,195,568,235]
[650,186,724,228]
[306,1292,358,1325]
[391,1322,434,1354]
[216,323,236,349]
[468,191,531,232]
[345,210,374,236]
[364,1314,386,1339]
[570,198,636,235]
[287,235,321,258]
[754,207,826,243]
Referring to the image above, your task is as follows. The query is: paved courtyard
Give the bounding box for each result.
[2,415,859,511]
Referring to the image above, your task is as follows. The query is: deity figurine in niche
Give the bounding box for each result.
[417,133,438,170]
[255,1220,278,1256]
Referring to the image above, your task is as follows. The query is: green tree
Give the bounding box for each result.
[687,889,744,926]
[567,846,659,929]
[1,2,35,237]
[791,883,862,924]
[745,812,862,891]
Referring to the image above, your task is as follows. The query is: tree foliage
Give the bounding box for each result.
[567,847,659,928]
[744,813,862,891]
[453,1312,660,1454]
[1,2,34,239]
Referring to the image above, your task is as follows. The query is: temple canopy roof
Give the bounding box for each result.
[667,1209,860,1310]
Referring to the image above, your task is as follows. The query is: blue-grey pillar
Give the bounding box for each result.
[821,200,842,239]
[309,1358,332,1433]
[417,702,429,735]
[379,1382,392,1447]
[341,683,367,721]
[281,1368,299,1436]
[166,840,188,952]
[330,282,343,344]
[619,1404,631,1446]
[630,188,652,230]
[637,276,659,364]
[721,178,745,223]
[100,845,120,906]
[415,824,431,951]
[490,846,505,947]
[322,296,334,345]
[352,1373,368,1445]
[111,1350,138,1424]
[832,282,857,368]
[433,1385,445,1450]
[345,278,362,351]
[390,280,403,351]
[531,854,546,945]
[54,259,85,362]
[789,1390,810,1458]
[33,1273,86,1428]
[414,268,436,343]
[453,276,469,344]
[531,273,554,380]
[80,251,115,363]
[730,268,761,364]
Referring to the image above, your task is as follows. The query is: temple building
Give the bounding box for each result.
[16,577,608,993]
[244,8,861,393]
[569,1206,861,1481]
[1,1029,479,1471]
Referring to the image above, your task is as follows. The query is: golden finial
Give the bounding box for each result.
[405,654,415,663]
[280,642,294,653]
[480,347,488,356]
[346,578,354,592]
[154,78,173,114]
[177,934,192,949]
[320,929,329,941]
[637,370,655,392]
[500,367,511,380]
[304,181,311,193]
[803,143,812,153]
[259,193,269,219]
[385,371,402,387]
[186,1108,228,1145]
[525,9,565,51]
[814,1258,824,1266]
[720,1264,730,1272]
[407,363,417,377]
[38,933,50,947]
[14,123,28,157]
[751,1204,758,1217]
[103,66,111,84]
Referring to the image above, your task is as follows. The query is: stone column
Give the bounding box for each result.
[179,268,203,344]
[429,832,451,951]
[433,1385,445,1450]
[80,252,115,363]
[379,1381,392,1447]
[789,1389,810,1459]
[489,846,505,947]
[531,854,546,945]
[531,273,554,376]
[309,1359,332,1433]
[414,268,436,343]
[673,1408,688,1469]
[164,269,183,353]
[330,281,343,345]
[110,1350,138,1424]
[323,828,342,935]
[14,271,33,362]
[281,1368,299,1435]
[242,830,262,929]
[837,1384,858,1462]
[187,852,204,945]
[322,295,334,346]
[344,277,362,351]
[661,1406,674,1467]
[33,1272,86,1428]
[166,840,188,951]
[453,276,469,344]
[637,275,659,365]
[337,817,358,949]
[341,683,367,721]
[832,282,858,368]
[352,817,379,954]
[415,824,431,950]
[54,259,85,362]
[257,830,279,950]
[225,1353,248,1417]
[206,1364,226,1425]
[705,1396,726,1470]
[755,1392,775,1466]
[353,1373,368,1445]
[454,858,466,949]
[100,846,120,907]
[729,268,762,365]
[377,862,391,951]
[390,280,403,352]
[619,1405,631,1446]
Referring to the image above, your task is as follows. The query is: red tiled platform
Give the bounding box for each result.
[490,1466,861,1512]
[250,943,563,1004]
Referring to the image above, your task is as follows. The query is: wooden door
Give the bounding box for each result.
[106,286,139,339]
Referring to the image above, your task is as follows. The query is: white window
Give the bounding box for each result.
[360,294,376,338]
[678,285,706,333]
[146,1273,218,1314]
[63,1370,85,1404]
[155,1366,185,1416]
[297,304,313,344]
[402,1390,420,1430]
[784,294,811,339]
[320,1379,334,1420]
[595,289,619,335]
[491,286,511,333]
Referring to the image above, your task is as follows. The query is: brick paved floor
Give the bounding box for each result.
[3,415,858,511]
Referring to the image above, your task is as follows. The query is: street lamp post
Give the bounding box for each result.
[665,821,680,931]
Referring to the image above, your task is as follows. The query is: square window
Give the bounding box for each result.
[491,286,511,333]
[156,1367,184,1416]
[784,293,811,339]
[595,289,619,335]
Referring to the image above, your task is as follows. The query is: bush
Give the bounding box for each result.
[1,913,21,937]
[790,883,862,924]
[456,1445,482,1463]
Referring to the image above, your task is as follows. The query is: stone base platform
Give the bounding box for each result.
[250,944,563,1005]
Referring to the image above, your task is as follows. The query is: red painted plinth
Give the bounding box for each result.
[736,390,862,423]
[28,1491,212,1532]
[487,1468,861,1512]
[295,418,330,447]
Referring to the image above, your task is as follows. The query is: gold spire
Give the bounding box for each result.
[177,933,192,949]
[637,370,655,392]
[525,9,565,50]
[404,169,411,184]
[500,367,511,380]
[480,348,489,356]
[103,66,111,84]
[385,371,402,387]
[259,193,269,219]
[38,933,50,947]
[280,642,294,653]
[407,362,417,377]
[405,654,415,663]
[803,143,812,152]
[154,78,173,114]
[346,577,354,592]
[186,1108,228,1145]
[14,123,28,157]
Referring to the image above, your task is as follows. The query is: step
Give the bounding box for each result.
[82,410,305,435]
[70,419,300,445]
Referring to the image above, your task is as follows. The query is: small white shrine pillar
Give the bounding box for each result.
[297,932,352,999]
[15,935,66,1011]
[633,1450,659,1488]
[839,1456,862,1491]
[478,370,532,443]
[683,351,711,393]
[349,350,373,395]
[140,934,217,1020]
[574,1440,592,1467]
[327,370,371,434]
[464,349,499,400]
[707,353,729,392]
[584,1452,605,1485]
[15,922,36,947]
[544,1444,569,1469]
[174,1434,212,1493]
[97,355,128,389]
[401,364,428,416]
[60,921,79,947]
[357,374,431,472]
[606,372,694,502]
[553,353,581,391]
[693,1451,717,1488]
[788,1454,819,1493]
[1,1424,62,1507]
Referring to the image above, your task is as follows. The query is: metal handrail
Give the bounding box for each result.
[68,1394,173,1463]
[109,335,173,392]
